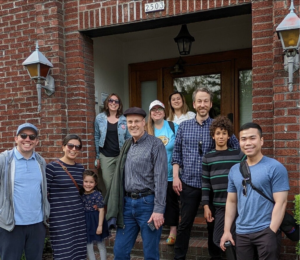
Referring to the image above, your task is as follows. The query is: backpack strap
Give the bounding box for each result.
[239,160,275,204]
[168,121,175,134]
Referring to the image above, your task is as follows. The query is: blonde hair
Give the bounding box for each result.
[146,107,166,136]
[168,92,189,121]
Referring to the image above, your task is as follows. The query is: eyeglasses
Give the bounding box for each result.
[108,99,120,104]
[19,133,37,140]
[66,143,82,151]
[198,141,203,156]
[242,178,250,196]
[151,108,164,113]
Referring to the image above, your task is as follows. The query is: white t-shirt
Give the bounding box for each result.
[168,111,196,125]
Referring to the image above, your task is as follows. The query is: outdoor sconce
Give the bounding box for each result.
[276,0,300,92]
[174,24,195,55]
[22,42,55,112]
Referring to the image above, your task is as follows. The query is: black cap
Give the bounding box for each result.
[123,107,147,118]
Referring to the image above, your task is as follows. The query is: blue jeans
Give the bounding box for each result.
[114,194,162,260]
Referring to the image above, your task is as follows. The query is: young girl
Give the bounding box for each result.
[81,170,109,260]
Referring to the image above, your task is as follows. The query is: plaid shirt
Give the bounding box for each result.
[172,117,239,188]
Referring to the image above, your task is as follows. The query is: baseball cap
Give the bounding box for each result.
[16,123,38,136]
[149,100,165,111]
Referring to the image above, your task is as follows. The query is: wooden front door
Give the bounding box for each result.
[129,49,252,135]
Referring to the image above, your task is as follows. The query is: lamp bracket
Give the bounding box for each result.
[43,75,55,96]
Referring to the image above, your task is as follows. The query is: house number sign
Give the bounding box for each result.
[145,1,165,13]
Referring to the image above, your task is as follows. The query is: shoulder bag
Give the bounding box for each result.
[56,160,80,192]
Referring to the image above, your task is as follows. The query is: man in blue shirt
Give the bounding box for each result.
[172,87,239,260]
[220,122,289,260]
[0,123,50,260]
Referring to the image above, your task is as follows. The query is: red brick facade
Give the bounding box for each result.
[0,0,299,257]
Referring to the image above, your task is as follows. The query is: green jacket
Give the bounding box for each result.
[105,138,132,228]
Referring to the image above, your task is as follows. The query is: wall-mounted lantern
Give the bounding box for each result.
[276,0,300,92]
[174,24,195,55]
[22,42,55,112]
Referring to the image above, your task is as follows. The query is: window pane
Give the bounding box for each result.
[239,70,252,126]
[173,74,221,118]
[141,81,157,117]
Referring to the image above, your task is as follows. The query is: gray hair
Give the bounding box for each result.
[192,87,213,102]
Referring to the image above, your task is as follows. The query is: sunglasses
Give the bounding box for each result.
[108,99,120,104]
[19,133,37,140]
[198,141,203,156]
[242,177,250,196]
[66,143,82,151]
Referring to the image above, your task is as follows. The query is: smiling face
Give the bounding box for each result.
[126,114,145,142]
[15,129,39,158]
[193,91,212,119]
[213,127,229,150]
[239,128,263,159]
[83,175,97,194]
[150,105,165,122]
[62,139,81,161]
[170,93,183,110]
[108,95,120,113]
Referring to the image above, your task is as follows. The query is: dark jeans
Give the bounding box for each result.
[0,222,46,260]
[174,182,202,260]
[236,227,281,260]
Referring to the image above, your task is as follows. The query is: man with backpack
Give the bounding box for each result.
[220,122,290,260]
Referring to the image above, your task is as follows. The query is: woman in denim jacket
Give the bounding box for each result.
[94,93,130,195]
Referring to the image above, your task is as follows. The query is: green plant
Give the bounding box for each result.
[293,194,300,256]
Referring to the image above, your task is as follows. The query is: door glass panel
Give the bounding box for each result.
[239,70,252,126]
[141,81,157,117]
[173,74,221,118]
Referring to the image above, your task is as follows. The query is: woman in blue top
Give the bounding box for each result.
[147,100,179,246]
[94,93,130,197]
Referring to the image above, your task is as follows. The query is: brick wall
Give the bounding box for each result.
[78,0,252,30]
[253,0,300,258]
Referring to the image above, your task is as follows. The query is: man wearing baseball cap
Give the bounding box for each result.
[106,107,168,260]
[0,123,50,260]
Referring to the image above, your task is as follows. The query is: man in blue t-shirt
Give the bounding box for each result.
[220,122,290,260]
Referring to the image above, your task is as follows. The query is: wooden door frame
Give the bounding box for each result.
[129,48,252,135]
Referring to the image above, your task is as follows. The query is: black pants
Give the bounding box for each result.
[0,222,46,260]
[174,182,202,260]
[236,227,281,260]
[207,205,223,259]
[164,181,180,226]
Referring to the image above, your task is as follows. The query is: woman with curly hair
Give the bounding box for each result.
[167,91,195,125]
[94,93,130,195]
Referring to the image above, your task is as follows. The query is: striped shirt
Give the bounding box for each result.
[202,149,246,206]
[172,117,239,188]
[124,132,168,214]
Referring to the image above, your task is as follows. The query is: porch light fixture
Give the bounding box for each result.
[276,0,300,92]
[22,41,55,112]
[174,24,195,55]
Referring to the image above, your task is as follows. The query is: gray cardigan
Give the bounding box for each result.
[0,149,50,231]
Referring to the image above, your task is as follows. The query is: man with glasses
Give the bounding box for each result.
[106,107,168,260]
[172,87,239,260]
[220,122,289,260]
[0,123,50,260]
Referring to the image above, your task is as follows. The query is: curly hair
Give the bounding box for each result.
[103,93,123,118]
[209,115,233,137]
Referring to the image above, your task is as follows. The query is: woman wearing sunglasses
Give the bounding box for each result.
[46,134,87,259]
[147,100,179,246]
[94,93,130,196]
[168,91,195,125]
